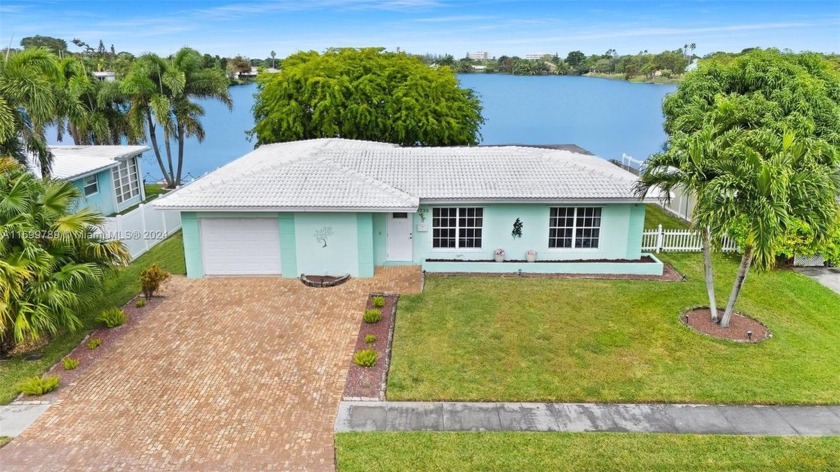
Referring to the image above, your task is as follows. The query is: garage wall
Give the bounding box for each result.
[294,213,360,276]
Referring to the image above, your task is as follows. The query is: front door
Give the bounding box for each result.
[386,212,413,261]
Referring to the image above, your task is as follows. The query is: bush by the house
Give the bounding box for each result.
[96,307,126,328]
[135,298,146,308]
[353,348,379,367]
[140,264,170,299]
[363,309,382,324]
[365,334,377,344]
[86,338,101,350]
[371,296,385,308]
[17,375,60,395]
[62,357,79,370]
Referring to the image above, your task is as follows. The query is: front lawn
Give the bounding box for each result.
[336,433,840,472]
[387,252,840,404]
[0,232,185,404]
[644,204,689,229]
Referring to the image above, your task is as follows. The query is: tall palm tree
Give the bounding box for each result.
[699,130,840,327]
[637,125,728,321]
[123,48,231,188]
[0,47,59,176]
[0,163,130,354]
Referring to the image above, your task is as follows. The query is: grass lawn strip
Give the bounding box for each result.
[387,251,840,404]
[335,432,840,472]
[644,204,690,230]
[0,232,186,404]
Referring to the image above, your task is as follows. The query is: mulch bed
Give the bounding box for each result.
[342,293,398,401]
[17,288,170,403]
[426,261,684,282]
[681,307,771,343]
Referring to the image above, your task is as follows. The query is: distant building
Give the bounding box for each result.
[468,51,490,60]
[471,65,487,72]
[685,58,699,73]
[92,71,116,82]
[525,53,550,61]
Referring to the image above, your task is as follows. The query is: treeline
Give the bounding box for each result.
[419,45,696,80]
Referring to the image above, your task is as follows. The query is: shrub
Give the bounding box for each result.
[96,307,126,328]
[140,264,170,299]
[365,334,377,344]
[363,309,382,323]
[17,375,60,395]
[62,357,79,370]
[371,296,385,308]
[87,338,102,350]
[135,298,146,308]
[353,348,379,367]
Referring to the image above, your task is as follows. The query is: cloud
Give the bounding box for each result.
[195,0,440,19]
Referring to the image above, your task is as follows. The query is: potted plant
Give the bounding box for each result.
[526,249,537,262]
[494,248,505,262]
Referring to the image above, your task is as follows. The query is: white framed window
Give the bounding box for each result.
[112,158,140,204]
[549,207,602,248]
[432,207,483,248]
[82,175,99,196]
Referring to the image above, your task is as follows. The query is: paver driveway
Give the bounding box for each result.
[0,267,420,471]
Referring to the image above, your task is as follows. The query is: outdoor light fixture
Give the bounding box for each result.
[747,331,753,341]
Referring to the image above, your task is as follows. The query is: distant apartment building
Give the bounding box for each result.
[525,53,551,61]
[467,51,490,60]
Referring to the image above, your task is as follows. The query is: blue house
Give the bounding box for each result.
[42,146,149,216]
[155,139,663,278]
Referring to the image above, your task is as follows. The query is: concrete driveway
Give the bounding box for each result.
[0,267,419,471]
[795,267,840,295]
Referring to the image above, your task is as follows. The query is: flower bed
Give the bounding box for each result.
[342,293,399,400]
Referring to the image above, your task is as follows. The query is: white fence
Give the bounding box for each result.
[642,225,738,253]
[99,203,181,261]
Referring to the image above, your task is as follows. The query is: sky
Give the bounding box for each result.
[0,0,838,59]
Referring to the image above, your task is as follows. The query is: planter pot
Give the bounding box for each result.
[494,254,505,262]
[526,253,537,263]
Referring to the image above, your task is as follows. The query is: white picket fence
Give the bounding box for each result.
[642,225,739,253]
[99,203,181,261]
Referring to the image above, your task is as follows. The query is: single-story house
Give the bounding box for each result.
[32,145,149,216]
[154,138,663,278]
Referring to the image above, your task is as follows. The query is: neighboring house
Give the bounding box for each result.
[92,71,117,82]
[33,146,149,216]
[154,139,663,278]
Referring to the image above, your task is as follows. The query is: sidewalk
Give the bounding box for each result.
[336,401,840,436]
[0,403,51,437]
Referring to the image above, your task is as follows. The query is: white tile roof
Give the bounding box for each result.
[155,139,652,211]
[32,145,150,181]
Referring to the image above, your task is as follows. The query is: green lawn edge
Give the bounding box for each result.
[0,232,186,404]
[335,432,840,472]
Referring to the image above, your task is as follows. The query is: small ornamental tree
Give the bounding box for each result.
[252,48,484,147]
[140,264,170,299]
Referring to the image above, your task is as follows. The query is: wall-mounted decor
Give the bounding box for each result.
[314,226,334,248]
[512,218,523,238]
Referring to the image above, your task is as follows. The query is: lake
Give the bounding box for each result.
[48,75,677,182]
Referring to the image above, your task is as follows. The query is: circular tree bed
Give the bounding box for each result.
[681,307,771,343]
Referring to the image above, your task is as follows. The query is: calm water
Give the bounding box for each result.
[48,76,676,181]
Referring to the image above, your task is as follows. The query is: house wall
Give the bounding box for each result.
[180,203,654,278]
[70,169,117,216]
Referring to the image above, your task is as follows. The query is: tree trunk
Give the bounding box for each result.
[175,122,185,187]
[721,245,754,328]
[702,227,718,322]
[146,113,173,187]
[163,130,176,189]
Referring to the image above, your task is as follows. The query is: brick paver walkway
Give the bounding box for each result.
[0,267,420,471]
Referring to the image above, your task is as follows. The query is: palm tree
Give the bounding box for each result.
[637,125,727,321]
[0,163,130,354]
[0,47,59,176]
[123,48,231,188]
[699,130,840,327]
[271,50,276,69]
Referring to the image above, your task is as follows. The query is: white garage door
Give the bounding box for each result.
[200,218,281,276]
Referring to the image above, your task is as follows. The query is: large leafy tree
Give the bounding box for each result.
[0,47,60,176]
[0,162,129,355]
[645,49,840,327]
[252,48,484,146]
[123,47,231,187]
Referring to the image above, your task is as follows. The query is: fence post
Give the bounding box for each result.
[656,224,663,253]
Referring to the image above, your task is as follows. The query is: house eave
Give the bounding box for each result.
[152,205,419,213]
[418,197,656,205]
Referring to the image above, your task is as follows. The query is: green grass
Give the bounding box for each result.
[0,232,185,404]
[387,252,840,404]
[0,436,10,448]
[336,433,840,472]
[645,204,689,230]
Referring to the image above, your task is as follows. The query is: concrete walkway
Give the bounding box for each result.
[0,403,51,437]
[336,401,840,436]
[795,267,840,295]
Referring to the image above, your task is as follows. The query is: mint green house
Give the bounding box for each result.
[155,139,663,278]
[41,145,149,216]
